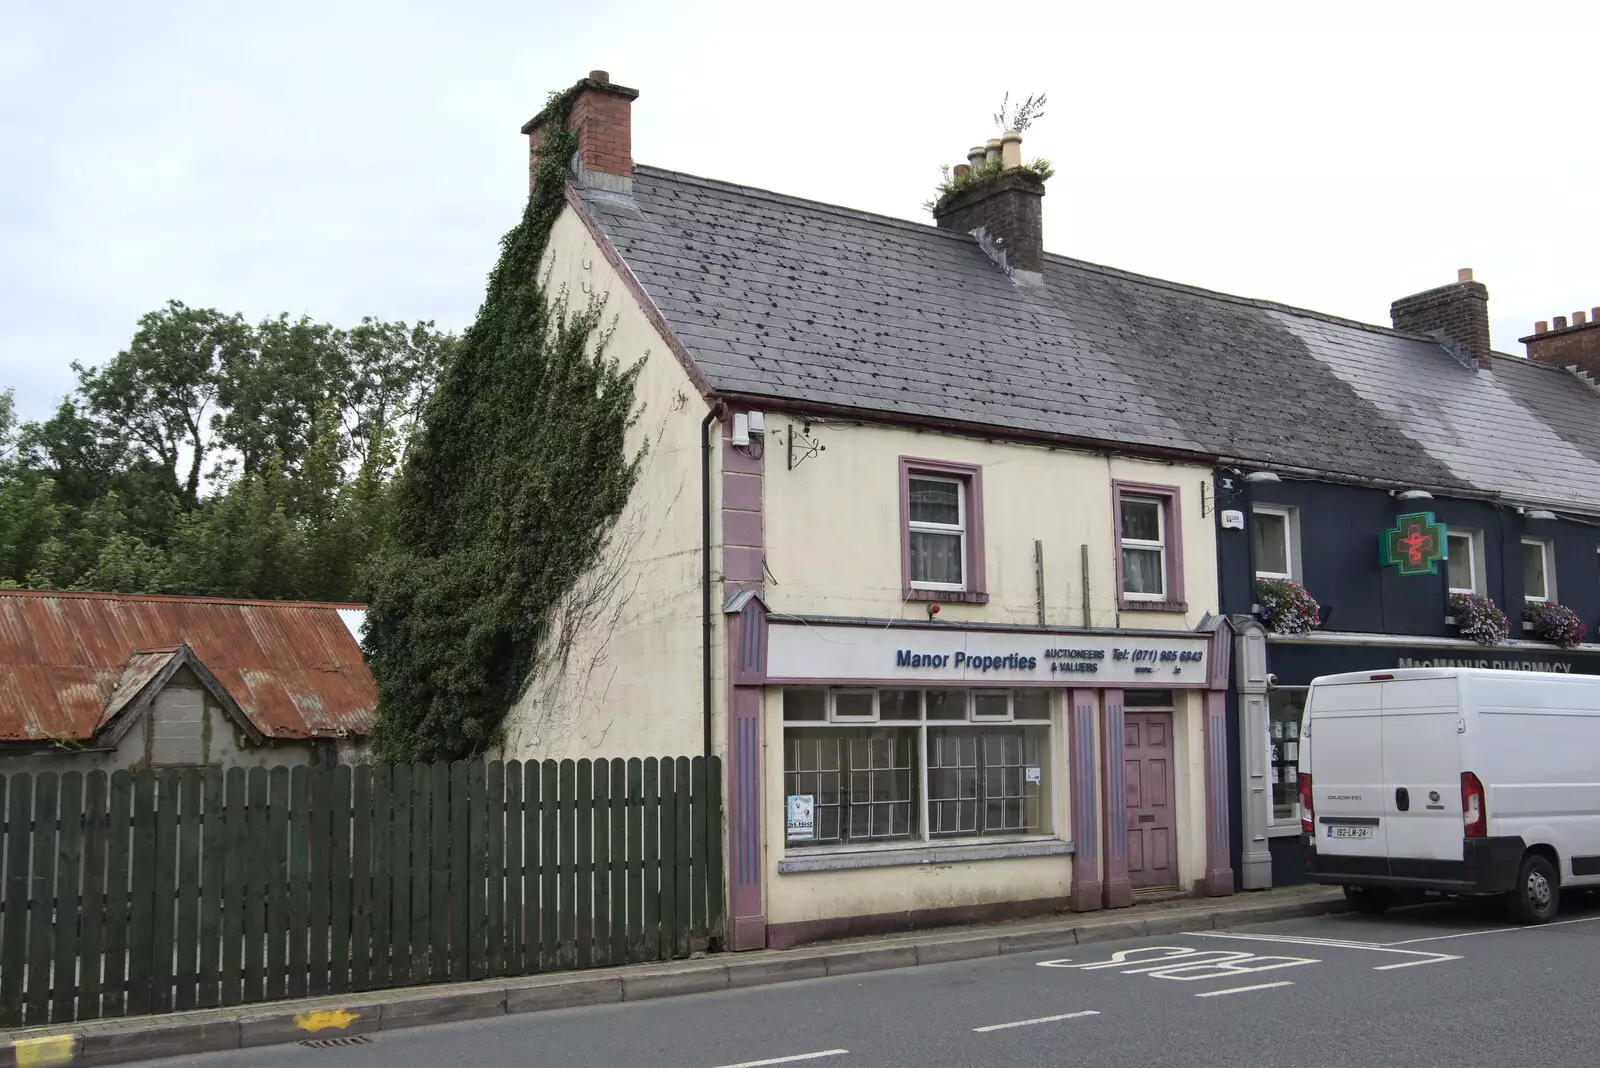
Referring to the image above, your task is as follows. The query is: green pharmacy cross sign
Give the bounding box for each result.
[1381,512,1448,576]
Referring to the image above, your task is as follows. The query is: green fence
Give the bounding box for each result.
[0,757,724,1026]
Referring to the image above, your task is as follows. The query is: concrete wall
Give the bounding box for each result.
[0,668,316,775]
[762,421,1217,631]
[498,204,720,763]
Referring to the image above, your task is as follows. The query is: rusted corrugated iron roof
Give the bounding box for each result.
[0,591,376,742]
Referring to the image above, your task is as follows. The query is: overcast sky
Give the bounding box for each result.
[4,1,1596,421]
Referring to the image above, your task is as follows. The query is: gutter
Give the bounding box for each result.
[700,401,727,760]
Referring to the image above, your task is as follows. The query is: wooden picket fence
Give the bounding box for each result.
[0,757,723,1027]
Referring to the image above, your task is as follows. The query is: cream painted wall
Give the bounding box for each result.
[500,206,724,763]
[762,422,1218,630]
[762,686,1079,925]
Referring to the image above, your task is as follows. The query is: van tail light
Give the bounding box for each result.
[1298,772,1314,835]
[1462,771,1486,838]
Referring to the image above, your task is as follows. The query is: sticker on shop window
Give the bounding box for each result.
[786,795,815,840]
[1025,766,1042,784]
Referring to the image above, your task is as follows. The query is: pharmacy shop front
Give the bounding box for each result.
[748,617,1235,948]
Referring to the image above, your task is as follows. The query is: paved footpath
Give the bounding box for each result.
[100,891,1600,1068]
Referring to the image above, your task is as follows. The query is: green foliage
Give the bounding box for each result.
[926,157,1056,216]
[993,91,1047,133]
[362,92,646,762]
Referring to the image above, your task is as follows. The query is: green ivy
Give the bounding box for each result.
[925,157,1056,216]
[363,89,647,762]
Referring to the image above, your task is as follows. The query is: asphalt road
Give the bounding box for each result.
[128,894,1600,1068]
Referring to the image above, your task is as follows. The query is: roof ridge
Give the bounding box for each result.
[631,165,1428,345]
[0,589,366,610]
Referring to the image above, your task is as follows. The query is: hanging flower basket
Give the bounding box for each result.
[1525,601,1588,648]
[1255,578,1321,635]
[1450,593,1510,646]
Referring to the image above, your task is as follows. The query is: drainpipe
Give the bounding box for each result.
[701,401,727,760]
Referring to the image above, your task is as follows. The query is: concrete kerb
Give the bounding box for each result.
[0,888,1348,1068]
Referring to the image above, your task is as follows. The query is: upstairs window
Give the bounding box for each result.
[1252,506,1295,580]
[1523,539,1553,603]
[1447,529,1483,596]
[1114,482,1185,610]
[900,458,987,602]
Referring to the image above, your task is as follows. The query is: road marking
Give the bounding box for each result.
[710,1051,850,1068]
[1188,931,1381,950]
[1372,955,1462,970]
[973,1010,1101,1033]
[1191,931,1458,970]
[1385,913,1600,945]
[1194,981,1293,998]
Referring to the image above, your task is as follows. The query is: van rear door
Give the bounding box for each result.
[1307,679,1388,870]
[1379,677,1464,863]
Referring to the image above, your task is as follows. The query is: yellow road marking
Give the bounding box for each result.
[294,1009,360,1032]
[13,1034,76,1066]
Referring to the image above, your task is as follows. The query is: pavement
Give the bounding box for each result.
[1,886,1358,1067]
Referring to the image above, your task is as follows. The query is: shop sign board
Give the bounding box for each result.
[766,623,1209,686]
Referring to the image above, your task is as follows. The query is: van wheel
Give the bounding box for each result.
[1343,886,1392,914]
[1507,854,1560,924]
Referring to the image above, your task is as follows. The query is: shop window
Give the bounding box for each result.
[1268,688,1307,827]
[783,687,1053,849]
[900,458,987,603]
[1252,506,1296,581]
[1113,482,1186,611]
[1447,529,1483,597]
[1522,538,1553,603]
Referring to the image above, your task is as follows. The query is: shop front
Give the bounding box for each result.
[1232,627,1600,888]
[735,615,1234,948]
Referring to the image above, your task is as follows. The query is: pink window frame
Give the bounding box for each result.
[1112,480,1187,612]
[900,457,988,604]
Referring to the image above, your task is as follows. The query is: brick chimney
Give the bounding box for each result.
[520,70,639,195]
[1521,306,1600,381]
[934,130,1047,285]
[1390,268,1493,370]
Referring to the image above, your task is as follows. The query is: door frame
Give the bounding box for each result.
[1124,706,1179,891]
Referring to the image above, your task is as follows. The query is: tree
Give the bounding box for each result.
[363,91,645,762]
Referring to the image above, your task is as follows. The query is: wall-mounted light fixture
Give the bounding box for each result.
[1243,471,1280,483]
[1393,489,1433,500]
[1524,508,1558,521]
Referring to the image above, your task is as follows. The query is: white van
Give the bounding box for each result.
[1299,667,1600,922]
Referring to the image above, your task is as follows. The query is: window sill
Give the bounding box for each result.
[905,589,990,605]
[1119,599,1188,613]
[777,836,1072,874]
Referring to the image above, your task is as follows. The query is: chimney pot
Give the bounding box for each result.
[953,163,970,180]
[1576,311,1590,326]
[1592,307,1600,321]
[1000,130,1023,170]
[1458,268,1474,282]
[985,138,1002,166]
[1535,321,1549,334]
[1555,316,1569,330]
[589,70,610,84]
[968,146,987,169]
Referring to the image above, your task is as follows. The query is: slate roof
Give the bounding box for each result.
[0,590,375,743]
[578,167,1600,512]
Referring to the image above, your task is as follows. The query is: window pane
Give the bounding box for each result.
[783,727,917,848]
[783,689,826,721]
[928,726,1049,837]
[1014,690,1050,720]
[1523,542,1547,600]
[1125,689,1174,708]
[834,691,875,719]
[1122,547,1165,596]
[879,690,921,720]
[1121,497,1162,541]
[972,691,1010,718]
[909,530,964,585]
[1447,533,1474,592]
[1268,689,1308,823]
[909,478,961,526]
[1253,511,1289,575]
[926,690,966,720]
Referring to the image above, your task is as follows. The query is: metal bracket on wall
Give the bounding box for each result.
[1201,480,1213,517]
[786,422,826,470]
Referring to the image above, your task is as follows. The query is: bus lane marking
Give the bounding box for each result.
[1187,931,1460,969]
[1037,945,1319,982]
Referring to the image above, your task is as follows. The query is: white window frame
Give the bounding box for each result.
[1252,505,1295,581]
[1446,528,1483,597]
[1120,494,1168,601]
[1522,538,1554,604]
[907,475,967,593]
[829,688,879,724]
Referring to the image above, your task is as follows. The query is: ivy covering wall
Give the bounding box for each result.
[364,92,646,761]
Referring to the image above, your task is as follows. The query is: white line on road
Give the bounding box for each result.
[709,1051,850,1068]
[1385,913,1600,945]
[972,1010,1102,1033]
[1372,955,1462,970]
[1187,931,1382,950]
[1194,981,1294,998]
[1191,930,1457,969]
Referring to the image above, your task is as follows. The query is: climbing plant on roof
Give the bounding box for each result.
[362,88,647,762]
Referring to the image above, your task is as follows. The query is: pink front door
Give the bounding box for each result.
[1124,710,1178,890]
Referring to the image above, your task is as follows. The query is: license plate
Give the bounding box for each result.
[1327,825,1373,840]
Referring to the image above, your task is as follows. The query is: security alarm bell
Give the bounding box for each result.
[1220,509,1245,529]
